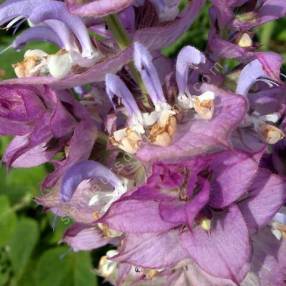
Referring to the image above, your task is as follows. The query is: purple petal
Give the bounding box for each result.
[100,199,176,233]
[239,168,286,233]
[38,180,103,224]
[180,206,250,283]
[236,59,268,96]
[114,230,188,268]
[66,0,133,17]
[174,262,237,286]
[242,228,286,286]
[3,135,56,168]
[176,45,206,95]
[0,117,31,136]
[209,151,261,208]
[0,85,45,122]
[0,0,95,58]
[43,120,97,189]
[134,0,205,50]
[105,73,141,118]
[61,160,123,202]
[12,26,64,50]
[256,52,283,82]
[50,99,76,138]
[63,223,112,251]
[231,128,266,154]
[134,42,166,106]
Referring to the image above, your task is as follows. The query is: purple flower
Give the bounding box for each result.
[0,85,74,168]
[0,0,204,87]
[105,43,246,160]
[100,150,286,283]
[0,0,101,78]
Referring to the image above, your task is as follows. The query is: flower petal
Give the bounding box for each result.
[176,45,206,95]
[134,42,166,106]
[209,151,261,208]
[241,228,286,286]
[180,206,250,283]
[63,223,112,251]
[61,160,123,202]
[239,168,286,233]
[66,0,133,18]
[100,198,176,233]
[105,73,142,118]
[114,230,188,268]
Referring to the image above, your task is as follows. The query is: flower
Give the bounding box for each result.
[105,43,246,161]
[0,0,204,87]
[0,0,101,79]
[100,150,286,283]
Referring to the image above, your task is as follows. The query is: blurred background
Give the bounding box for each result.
[0,2,286,286]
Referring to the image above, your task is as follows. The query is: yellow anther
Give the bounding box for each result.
[200,218,211,231]
[238,33,253,48]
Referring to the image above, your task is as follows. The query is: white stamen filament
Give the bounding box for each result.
[177,90,216,120]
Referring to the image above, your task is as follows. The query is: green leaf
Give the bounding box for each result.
[35,247,97,286]
[0,195,17,246]
[35,247,71,286]
[71,252,97,286]
[8,218,39,280]
[0,166,46,204]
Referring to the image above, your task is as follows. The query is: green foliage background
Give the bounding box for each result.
[0,2,285,285]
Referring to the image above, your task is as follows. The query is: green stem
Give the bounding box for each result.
[105,14,131,49]
[105,14,150,109]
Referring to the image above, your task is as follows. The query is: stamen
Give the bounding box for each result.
[98,251,118,278]
[199,218,211,231]
[111,127,142,154]
[237,33,253,48]
[13,49,49,78]
[193,91,216,120]
[257,123,285,145]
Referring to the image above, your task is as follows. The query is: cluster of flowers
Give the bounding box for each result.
[0,0,286,285]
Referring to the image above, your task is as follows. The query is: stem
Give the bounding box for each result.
[105,14,150,109]
[105,14,130,49]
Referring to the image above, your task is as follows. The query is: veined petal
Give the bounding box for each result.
[100,198,176,233]
[12,26,64,50]
[44,19,78,52]
[105,73,142,120]
[236,52,283,96]
[114,230,188,268]
[66,0,133,18]
[241,228,286,286]
[29,1,96,59]
[63,223,112,251]
[134,42,166,107]
[61,160,124,202]
[180,206,251,283]
[239,169,286,233]
[236,59,267,96]
[209,151,261,208]
[176,45,206,95]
